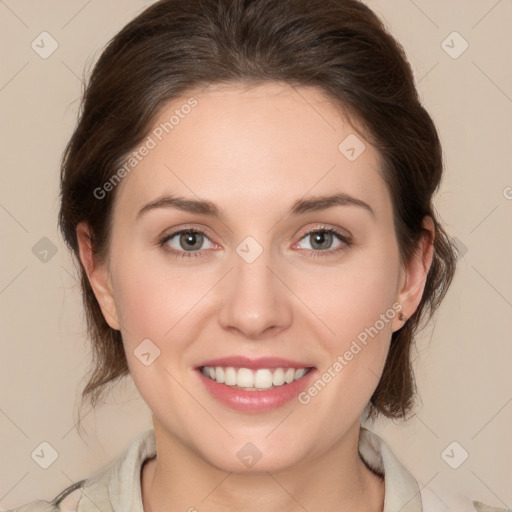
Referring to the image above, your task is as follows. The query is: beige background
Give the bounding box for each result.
[1,0,511,509]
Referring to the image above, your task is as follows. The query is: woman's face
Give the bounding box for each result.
[81,82,430,472]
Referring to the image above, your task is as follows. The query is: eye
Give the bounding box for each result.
[158,225,352,259]
[159,228,216,258]
[294,227,352,256]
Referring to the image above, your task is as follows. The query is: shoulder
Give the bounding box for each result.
[0,479,84,512]
[1,475,109,512]
[419,479,510,512]
[360,425,508,512]
[471,501,511,512]
[0,501,60,512]
[2,428,156,512]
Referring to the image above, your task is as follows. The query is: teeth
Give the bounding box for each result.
[225,367,237,386]
[284,368,295,384]
[254,369,273,389]
[295,368,307,380]
[237,368,254,387]
[201,366,311,390]
[272,368,285,386]
[215,366,225,384]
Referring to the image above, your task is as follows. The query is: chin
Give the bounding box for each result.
[193,436,308,475]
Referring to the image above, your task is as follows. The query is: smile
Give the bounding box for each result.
[197,363,317,412]
[200,366,312,390]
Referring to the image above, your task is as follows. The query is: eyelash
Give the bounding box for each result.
[158,225,352,259]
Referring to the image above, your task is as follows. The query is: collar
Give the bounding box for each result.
[77,426,424,512]
[359,426,422,511]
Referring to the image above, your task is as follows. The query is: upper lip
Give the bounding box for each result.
[196,356,315,370]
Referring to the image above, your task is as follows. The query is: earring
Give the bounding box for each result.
[398,312,406,321]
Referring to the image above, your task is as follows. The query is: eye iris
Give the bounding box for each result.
[180,232,203,251]
[311,231,332,250]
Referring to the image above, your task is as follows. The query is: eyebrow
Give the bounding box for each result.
[136,192,376,220]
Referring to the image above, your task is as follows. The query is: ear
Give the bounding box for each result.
[393,216,435,331]
[76,222,120,331]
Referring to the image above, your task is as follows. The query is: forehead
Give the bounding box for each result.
[113,82,391,222]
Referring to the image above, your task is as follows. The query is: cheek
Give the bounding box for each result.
[295,242,400,345]
[291,242,400,401]
[110,256,209,428]
[112,251,211,342]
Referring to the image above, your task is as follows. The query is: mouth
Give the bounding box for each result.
[199,365,313,391]
[195,357,317,412]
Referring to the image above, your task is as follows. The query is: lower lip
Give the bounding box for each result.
[196,368,317,412]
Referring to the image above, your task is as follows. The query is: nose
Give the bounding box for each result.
[217,248,293,339]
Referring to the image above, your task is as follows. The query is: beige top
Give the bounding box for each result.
[5,427,507,512]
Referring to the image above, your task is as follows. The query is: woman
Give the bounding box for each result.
[7,0,505,511]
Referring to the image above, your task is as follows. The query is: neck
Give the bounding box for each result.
[141,421,385,512]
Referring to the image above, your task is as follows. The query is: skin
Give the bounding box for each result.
[77,82,434,512]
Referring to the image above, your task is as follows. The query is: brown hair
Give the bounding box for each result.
[58,0,458,433]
